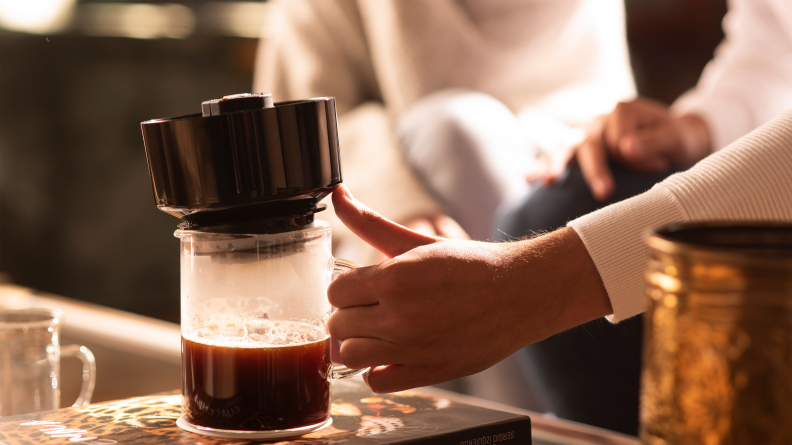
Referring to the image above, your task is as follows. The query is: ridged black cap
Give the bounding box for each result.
[201,93,274,117]
[141,96,342,228]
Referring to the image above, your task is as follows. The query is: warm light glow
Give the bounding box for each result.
[81,3,195,39]
[200,2,268,38]
[0,0,76,34]
[0,1,268,39]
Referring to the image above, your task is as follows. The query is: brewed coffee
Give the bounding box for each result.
[181,332,331,431]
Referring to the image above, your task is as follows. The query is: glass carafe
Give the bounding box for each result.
[174,220,365,440]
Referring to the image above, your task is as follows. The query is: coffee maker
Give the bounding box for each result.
[141,94,365,439]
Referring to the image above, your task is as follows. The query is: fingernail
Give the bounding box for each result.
[342,185,354,201]
[341,185,365,211]
[362,369,370,386]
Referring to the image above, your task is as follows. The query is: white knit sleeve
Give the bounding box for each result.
[569,109,792,322]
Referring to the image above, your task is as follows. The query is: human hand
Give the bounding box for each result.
[553,98,711,201]
[372,214,469,264]
[402,214,470,240]
[328,185,612,393]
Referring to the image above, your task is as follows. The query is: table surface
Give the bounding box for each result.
[0,283,640,445]
[0,385,639,445]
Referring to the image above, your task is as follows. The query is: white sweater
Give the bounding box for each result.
[569,109,792,322]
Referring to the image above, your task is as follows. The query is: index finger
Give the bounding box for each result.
[328,265,380,308]
[576,135,614,201]
[604,102,638,164]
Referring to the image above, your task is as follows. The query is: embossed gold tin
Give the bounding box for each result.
[642,222,792,445]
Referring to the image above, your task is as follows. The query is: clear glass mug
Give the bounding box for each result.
[0,308,96,417]
[174,219,367,439]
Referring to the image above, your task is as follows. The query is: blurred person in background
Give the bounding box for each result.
[494,0,792,435]
[253,0,635,263]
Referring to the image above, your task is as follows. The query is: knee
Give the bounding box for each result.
[494,164,599,239]
[398,89,519,160]
[432,91,517,143]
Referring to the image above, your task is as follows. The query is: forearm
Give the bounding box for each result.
[507,227,613,347]
[523,227,613,344]
[547,228,614,329]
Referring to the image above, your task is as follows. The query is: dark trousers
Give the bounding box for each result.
[494,161,679,436]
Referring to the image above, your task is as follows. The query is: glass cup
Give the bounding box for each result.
[0,308,96,417]
[174,219,367,439]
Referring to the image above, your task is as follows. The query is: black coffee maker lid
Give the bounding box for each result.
[141,94,342,228]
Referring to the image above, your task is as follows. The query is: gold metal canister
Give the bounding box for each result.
[642,222,792,445]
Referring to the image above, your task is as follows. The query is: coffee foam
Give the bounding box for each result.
[184,316,329,348]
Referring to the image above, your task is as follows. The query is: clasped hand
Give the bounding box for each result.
[533,98,711,201]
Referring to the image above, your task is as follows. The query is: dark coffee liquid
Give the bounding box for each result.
[181,336,331,431]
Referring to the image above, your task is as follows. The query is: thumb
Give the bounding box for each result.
[332,185,437,259]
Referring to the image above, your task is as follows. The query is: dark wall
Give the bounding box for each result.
[626,0,727,104]
[0,34,257,322]
[0,1,727,323]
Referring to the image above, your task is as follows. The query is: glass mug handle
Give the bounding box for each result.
[329,258,370,380]
[60,345,96,406]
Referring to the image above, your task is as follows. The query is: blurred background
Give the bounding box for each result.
[0,0,726,324]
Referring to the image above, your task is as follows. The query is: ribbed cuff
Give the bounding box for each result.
[567,185,688,322]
